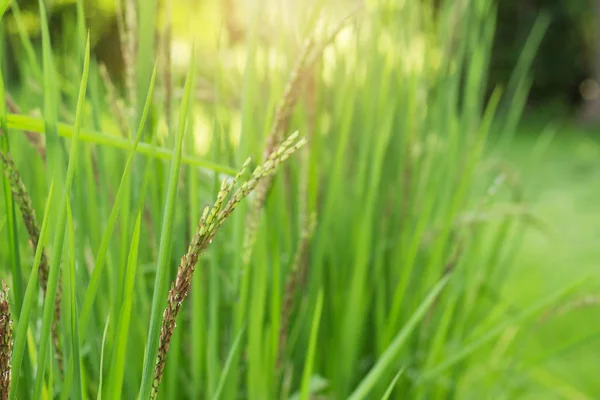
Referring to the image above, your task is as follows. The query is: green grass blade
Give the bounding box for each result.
[4,114,235,176]
[97,315,111,400]
[9,180,54,399]
[300,289,324,400]
[32,33,90,399]
[59,198,82,400]
[380,368,404,400]
[107,212,142,398]
[419,276,586,383]
[38,0,60,182]
[66,198,83,400]
[136,0,157,126]
[138,44,196,400]
[8,0,41,81]
[78,64,157,340]
[348,275,450,400]
[212,327,246,400]
[61,358,75,400]
[504,12,551,104]
[75,0,86,57]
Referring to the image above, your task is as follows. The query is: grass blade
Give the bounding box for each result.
[107,212,142,398]
[380,368,405,400]
[138,43,196,400]
[32,33,90,399]
[8,0,41,81]
[58,198,82,400]
[96,315,111,400]
[66,198,83,400]
[78,64,157,339]
[348,275,451,400]
[212,327,246,400]
[9,180,54,399]
[300,289,324,400]
[5,114,236,176]
[419,276,585,383]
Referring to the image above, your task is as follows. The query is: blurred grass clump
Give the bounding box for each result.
[0,0,587,398]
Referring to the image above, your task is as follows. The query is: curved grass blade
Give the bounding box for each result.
[9,180,54,399]
[66,199,83,400]
[5,114,236,176]
[38,5,65,378]
[96,315,111,400]
[212,327,246,400]
[32,33,91,399]
[78,64,157,340]
[60,358,74,400]
[348,275,450,400]
[380,368,404,400]
[38,0,60,186]
[138,43,196,400]
[418,276,586,383]
[300,289,324,400]
[107,212,142,398]
[58,198,82,400]
[8,0,42,81]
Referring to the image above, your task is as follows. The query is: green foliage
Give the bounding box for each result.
[490,0,593,109]
[0,0,589,399]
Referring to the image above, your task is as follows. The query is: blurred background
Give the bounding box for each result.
[2,0,600,398]
[3,0,600,116]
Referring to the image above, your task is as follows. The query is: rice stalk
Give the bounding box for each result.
[151,132,307,399]
[275,56,317,371]
[0,280,12,400]
[0,149,63,375]
[241,38,315,267]
[241,7,361,268]
[276,212,317,371]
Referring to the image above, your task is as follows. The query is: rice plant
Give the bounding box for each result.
[0,0,587,398]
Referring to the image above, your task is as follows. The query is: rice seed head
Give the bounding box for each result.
[0,151,41,253]
[0,280,12,400]
[150,134,306,399]
[244,42,314,265]
[263,39,315,161]
[277,212,317,370]
[242,134,305,265]
[0,150,64,375]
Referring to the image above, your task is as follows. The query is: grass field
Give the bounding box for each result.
[1,0,599,398]
[496,117,600,398]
